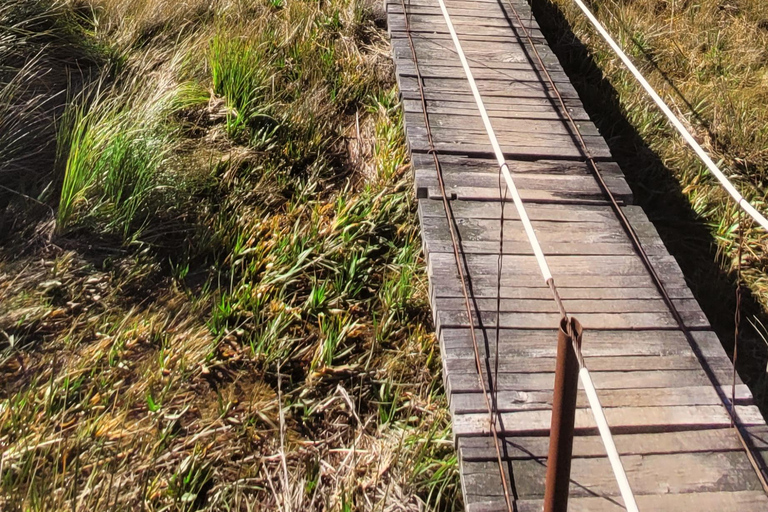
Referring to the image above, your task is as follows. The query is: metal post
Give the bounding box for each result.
[543,317,582,512]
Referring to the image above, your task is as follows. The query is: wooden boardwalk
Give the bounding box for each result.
[386,0,768,509]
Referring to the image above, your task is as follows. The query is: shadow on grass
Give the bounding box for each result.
[532,0,768,414]
[0,2,102,249]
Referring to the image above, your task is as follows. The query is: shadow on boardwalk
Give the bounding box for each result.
[532,0,768,416]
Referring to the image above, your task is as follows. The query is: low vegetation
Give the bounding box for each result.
[0,0,460,510]
[537,0,768,407]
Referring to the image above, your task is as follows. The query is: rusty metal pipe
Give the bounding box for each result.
[543,317,582,512]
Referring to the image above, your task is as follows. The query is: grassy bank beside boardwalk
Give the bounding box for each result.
[0,1,460,510]
[536,0,768,409]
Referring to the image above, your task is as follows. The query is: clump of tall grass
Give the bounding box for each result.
[56,86,164,236]
[1,0,459,510]
[56,78,207,238]
[209,35,275,139]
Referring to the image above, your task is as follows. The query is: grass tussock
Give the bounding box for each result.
[56,80,204,237]
[0,0,460,510]
[537,0,768,404]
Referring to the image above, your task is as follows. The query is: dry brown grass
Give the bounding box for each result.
[0,0,459,510]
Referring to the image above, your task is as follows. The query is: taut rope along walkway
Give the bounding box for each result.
[386,0,768,510]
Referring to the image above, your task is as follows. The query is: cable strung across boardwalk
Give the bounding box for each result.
[386,0,768,509]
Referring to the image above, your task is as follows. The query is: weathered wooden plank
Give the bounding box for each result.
[387,0,533,6]
[386,1,540,25]
[416,176,627,205]
[429,280,695,300]
[403,100,591,124]
[423,238,642,256]
[452,405,766,437]
[418,202,675,255]
[433,297,702,314]
[405,112,601,138]
[424,239,645,256]
[458,427,768,461]
[462,451,763,498]
[414,169,631,202]
[422,229,668,260]
[428,262,690,292]
[421,217,634,246]
[389,17,548,42]
[449,385,752,415]
[466,492,768,512]
[443,352,737,375]
[417,198,618,221]
[391,26,547,44]
[435,309,690,330]
[395,61,567,84]
[388,15,536,32]
[393,57,551,73]
[427,254,691,294]
[446,370,716,395]
[428,252,676,277]
[406,108,599,132]
[392,40,561,68]
[446,367,750,404]
[429,275,687,297]
[417,181,614,204]
[407,136,606,160]
[438,328,747,394]
[387,0,538,16]
[444,353,728,376]
[389,25,545,43]
[438,329,732,367]
[388,12,540,29]
[386,3,537,22]
[404,127,613,160]
[396,74,581,99]
[438,328,715,356]
[402,96,589,119]
[411,158,632,202]
[393,58,561,77]
[411,152,622,174]
[401,94,580,111]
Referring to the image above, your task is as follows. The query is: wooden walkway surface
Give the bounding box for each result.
[386,0,768,509]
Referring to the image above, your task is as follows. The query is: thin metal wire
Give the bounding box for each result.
[495,167,509,439]
[397,1,515,510]
[505,0,768,494]
[732,211,746,427]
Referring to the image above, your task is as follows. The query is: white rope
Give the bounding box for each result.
[570,0,768,232]
[433,0,552,282]
[580,368,640,512]
[432,0,639,507]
